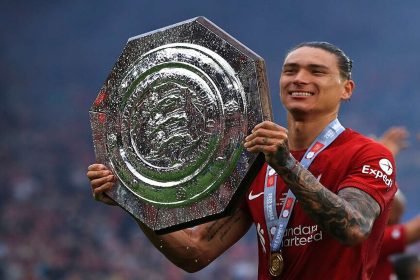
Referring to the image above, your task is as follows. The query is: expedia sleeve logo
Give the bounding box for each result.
[379,159,393,175]
[361,158,393,187]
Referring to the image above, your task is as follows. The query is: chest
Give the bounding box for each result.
[246,153,350,233]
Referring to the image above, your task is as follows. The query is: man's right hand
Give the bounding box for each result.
[86,163,117,205]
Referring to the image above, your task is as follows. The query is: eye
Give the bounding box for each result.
[312,69,326,75]
[282,68,296,75]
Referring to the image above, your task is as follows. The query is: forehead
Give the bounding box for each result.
[283,46,339,70]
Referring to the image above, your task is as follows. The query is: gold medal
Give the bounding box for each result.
[269,252,284,277]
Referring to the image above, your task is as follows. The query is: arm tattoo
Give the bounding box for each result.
[276,159,380,245]
[205,209,243,242]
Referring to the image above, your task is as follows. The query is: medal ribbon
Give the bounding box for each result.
[263,119,345,253]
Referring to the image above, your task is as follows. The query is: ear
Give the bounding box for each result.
[341,79,355,101]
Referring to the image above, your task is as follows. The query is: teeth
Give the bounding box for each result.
[291,92,313,97]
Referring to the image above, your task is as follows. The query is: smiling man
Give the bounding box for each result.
[243,42,397,279]
[87,42,397,279]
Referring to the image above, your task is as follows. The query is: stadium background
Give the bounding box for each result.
[1,0,419,279]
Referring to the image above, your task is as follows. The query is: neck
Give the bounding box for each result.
[287,113,338,151]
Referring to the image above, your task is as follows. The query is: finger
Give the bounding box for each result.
[390,129,409,139]
[387,129,410,147]
[88,163,109,171]
[251,121,287,133]
[245,144,265,154]
[245,143,281,154]
[383,127,409,140]
[246,127,284,141]
[92,181,115,195]
[245,136,275,149]
[90,175,115,189]
[245,139,285,151]
[245,126,287,149]
[87,169,113,180]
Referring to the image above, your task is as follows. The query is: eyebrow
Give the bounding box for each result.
[283,63,330,71]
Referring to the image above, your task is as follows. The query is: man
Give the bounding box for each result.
[371,126,420,280]
[372,190,420,280]
[87,42,397,279]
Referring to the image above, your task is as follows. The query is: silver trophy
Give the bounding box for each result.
[89,16,272,233]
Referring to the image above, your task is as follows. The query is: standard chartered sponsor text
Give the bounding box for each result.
[281,225,323,247]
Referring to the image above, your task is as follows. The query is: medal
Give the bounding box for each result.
[269,252,284,277]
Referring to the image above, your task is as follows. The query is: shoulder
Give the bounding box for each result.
[336,129,397,210]
[335,128,394,159]
[339,129,386,147]
[336,128,396,180]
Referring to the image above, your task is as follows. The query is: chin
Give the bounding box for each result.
[287,105,310,114]
[288,106,321,120]
[288,108,310,120]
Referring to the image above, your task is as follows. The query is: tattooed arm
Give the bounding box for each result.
[87,163,252,272]
[244,121,381,245]
[276,159,380,245]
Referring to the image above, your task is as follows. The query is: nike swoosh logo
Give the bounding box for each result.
[248,190,264,200]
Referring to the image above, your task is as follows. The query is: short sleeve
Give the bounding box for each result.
[338,141,397,212]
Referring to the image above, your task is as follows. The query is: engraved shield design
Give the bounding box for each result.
[90,17,272,233]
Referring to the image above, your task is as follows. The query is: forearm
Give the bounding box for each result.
[405,215,420,244]
[137,221,207,272]
[136,208,251,272]
[273,155,379,245]
[88,163,251,271]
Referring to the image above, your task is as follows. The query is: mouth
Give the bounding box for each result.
[289,91,314,97]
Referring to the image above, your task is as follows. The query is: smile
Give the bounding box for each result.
[290,91,314,97]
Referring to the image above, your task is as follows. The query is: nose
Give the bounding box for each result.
[292,69,310,85]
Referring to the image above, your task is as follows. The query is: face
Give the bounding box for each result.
[280,46,354,119]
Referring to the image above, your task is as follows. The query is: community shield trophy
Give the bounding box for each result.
[89,17,272,234]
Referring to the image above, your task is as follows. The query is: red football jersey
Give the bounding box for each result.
[245,129,397,280]
[371,224,406,280]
